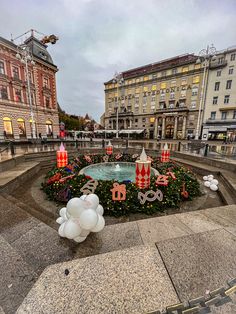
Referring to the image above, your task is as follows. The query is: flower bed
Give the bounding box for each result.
[42,153,201,217]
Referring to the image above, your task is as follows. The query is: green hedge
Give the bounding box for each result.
[42,154,201,217]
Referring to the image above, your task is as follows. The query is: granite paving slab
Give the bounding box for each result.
[174,211,222,233]
[73,221,143,258]
[200,205,236,227]
[11,222,74,274]
[17,246,179,314]
[156,229,236,301]
[0,236,37,314]
[137,214,193,245]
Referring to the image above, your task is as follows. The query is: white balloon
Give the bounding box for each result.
[211,179,219,185]
[56,217,64,224]
[80,229,90,237]
[73,235,87,243]
[58,223,66,237]
[80,195,87,200]
[67,197,86,218]
[203,176,208,181]
[210,184,218,191]
[64,219,82,239]
[207,175,214,180]
[84,194,99,210]
[59,207,67,220]
[91,215,105,232]
[204,181,211,187]
[79,209,98,230]
[96,204,104,216]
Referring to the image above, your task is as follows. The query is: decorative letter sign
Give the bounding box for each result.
[80,179,98,195]
[135,148,151,189]
[161,143,170,163]
[57,143,68,168]
[111,182,126,201]
[106,140,113,155]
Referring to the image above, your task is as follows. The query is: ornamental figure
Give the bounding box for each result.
[111,182,126,201]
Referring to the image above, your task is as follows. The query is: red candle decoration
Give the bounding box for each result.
[161,143,170,163]
[135,147,151,189]
[57,143,68,168]
[106,140,113,155]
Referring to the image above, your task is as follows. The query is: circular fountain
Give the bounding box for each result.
[79,162,159,182]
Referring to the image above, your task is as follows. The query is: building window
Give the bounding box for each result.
[160,82,166,89]
[15,89,22,102]
[216,70,221,77]
[181,78,187,85]
[218,57,224,64]
[160,93,165,101]
[46,120,53,136]
[213,96,218,105]
[171,80,176,87]
[43,77,49,88]
[12,66,20,79]
[151,85,156,90]
[210,112,216,120]
[224,95,230,104]
[3,117,13,136]
[150,104,155,112]
[17,118,26,137]
[182,66,188,73]
[179,102,185,107]
[143,96,147,104]
[191,101,196,108]
[144,76,148,81]
[45,96,50,108]
[169,103,174,109]
[214,82,220,91]
[143,86,148,92]
[0,86,8,99]
[172,68,177,75]
[180,90,186,98]
[193,76,200,84]
[221,111,227,120]
[135,118,138,123]
[161,71,166,77]
[151,95,155,102]
[233,111,236,119]
[231,53,236,61]
[226,80,232,89]
[170,92,175,99]
[192,87,198,96]
[142,118,146,122]
[229,67,234,75]
[0,61,5,74]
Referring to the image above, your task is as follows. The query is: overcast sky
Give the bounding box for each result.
[0,0,236,121]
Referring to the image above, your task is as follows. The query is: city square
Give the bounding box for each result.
[0,1,236,314]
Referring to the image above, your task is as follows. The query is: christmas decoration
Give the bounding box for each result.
[161,143,170,162]
[80,179,98,195]
[156,175,169,186]
[135,147,151,189]
[56,194,105,243]
[103,155,109,162]
[106,140,113,155]
[203,175,219,191]
[115,153,123,160]
[111,182,126,201]
[84,155,92,163]
[138,189,163,204]
[181,183,189,199]
[57,143,68,168]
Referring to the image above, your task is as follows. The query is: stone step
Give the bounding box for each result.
[0,161,41,194]
[0,195,75,314]
[16,246,179,314]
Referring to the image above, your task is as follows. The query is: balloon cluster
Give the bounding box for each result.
[203,175,219,191]
[56,194,105,243]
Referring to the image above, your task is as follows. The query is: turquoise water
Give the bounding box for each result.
[82,162,156,182]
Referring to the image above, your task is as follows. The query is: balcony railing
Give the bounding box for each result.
[110,110,134,116]
[156,106,188,113]
[206,118,236,124]
[209,60,227,69]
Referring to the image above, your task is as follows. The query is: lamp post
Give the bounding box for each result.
[16,44,36,139]
[195,44,217,140]
[113,72,124,138]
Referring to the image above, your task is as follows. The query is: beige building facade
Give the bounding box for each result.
[202,47,236,141]
[0,34,59,141]
[104,54,204,139]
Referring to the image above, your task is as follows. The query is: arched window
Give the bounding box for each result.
[17,118,26,137]
[46,120,53,137]
[3,117,13,137]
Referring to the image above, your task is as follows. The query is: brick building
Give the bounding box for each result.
[0,34,59,140]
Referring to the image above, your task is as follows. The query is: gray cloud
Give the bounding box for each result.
[0,0,236,121]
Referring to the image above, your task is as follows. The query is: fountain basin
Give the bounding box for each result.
[79,162,159,182]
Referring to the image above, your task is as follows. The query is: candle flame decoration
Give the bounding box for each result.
[59,142,65,152]
[108,140,112,147]
[164,143,168,150]
[140,147,147,162]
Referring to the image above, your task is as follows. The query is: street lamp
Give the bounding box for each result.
[16,44,36,139]
[113,72,124,138]
[195,44,217,140]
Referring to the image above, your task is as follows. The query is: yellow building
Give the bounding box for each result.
[104,54,204,139]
